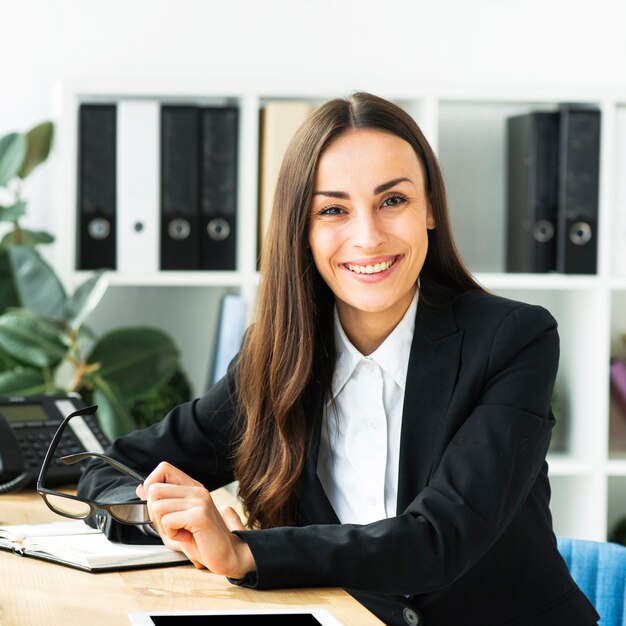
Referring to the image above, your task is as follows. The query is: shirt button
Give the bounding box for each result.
[403,607,421,626]
[362,360,376,373]
[368,496,377,507]
[367,417,379,430]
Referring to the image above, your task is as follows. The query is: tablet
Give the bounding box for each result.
[128,609,344,626]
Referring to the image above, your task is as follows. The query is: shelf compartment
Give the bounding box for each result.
[549,474,606,541]
[608,476,626,542]
[437,98,602,275]
[84,284,240,398]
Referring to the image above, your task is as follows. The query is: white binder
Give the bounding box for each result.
[116,100,160,273]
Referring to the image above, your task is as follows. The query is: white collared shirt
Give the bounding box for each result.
[317,293,418,524]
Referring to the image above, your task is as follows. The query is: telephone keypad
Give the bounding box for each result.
[16,424,103,475]
[0,394,112,489]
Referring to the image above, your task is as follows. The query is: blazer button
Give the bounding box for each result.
[403,607,421,626]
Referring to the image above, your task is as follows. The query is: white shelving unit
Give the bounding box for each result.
[53,80,626,542]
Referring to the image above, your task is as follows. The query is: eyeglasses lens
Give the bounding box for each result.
[44,494,91,518]
[109,503,151,524]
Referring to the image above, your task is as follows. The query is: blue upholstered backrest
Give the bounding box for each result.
[557,536,626,626]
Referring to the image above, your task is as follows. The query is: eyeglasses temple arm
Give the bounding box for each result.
[61,451,146,483]
[36,404,99,489]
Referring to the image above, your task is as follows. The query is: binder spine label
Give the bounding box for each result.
[77,104,117,270]
[200,107,239,270]
[160,106,201,270]
[506,112,559,273]
[557,109,601,274]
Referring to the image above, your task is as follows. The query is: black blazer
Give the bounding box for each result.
[78,291,598,626]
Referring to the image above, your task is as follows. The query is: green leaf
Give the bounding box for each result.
[0,133,27,186]
[0,347,19,373]
[18,121,54,179]
[0,249,19,313]
[87,327,180,402]
[0,309,67,368]
[1,228,55,248]
[66,271,108,330]
[0,200,27,222]
[92,377,137,440]
[8,245,66,321]
[0,367,48,396]
[0,230,17,248]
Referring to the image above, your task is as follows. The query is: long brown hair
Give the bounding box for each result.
[235,92,483,529]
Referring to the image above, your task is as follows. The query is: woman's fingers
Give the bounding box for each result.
[156,506,238,573]
[138,463,205,527]
[142,461,202,492]
[146,482,205,501]
[151,500,213,540]
[145,483,214,539]
[219,506,246,531]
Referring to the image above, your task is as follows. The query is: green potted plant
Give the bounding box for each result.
[0,123,191,439]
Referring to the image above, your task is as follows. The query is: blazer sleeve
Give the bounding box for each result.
[76,360,241,543]
[232,303,559,595]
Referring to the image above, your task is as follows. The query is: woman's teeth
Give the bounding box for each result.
[346,258,395,274]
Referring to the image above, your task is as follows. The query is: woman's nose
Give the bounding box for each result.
[352,210,386,249]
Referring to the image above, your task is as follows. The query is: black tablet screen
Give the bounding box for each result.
[151,615,323,625]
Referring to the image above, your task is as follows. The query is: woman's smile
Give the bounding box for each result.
[343,254,401,276]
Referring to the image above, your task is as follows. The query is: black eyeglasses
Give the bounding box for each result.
[36,405,151,525]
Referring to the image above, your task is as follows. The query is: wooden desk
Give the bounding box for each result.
[0,491,383,626]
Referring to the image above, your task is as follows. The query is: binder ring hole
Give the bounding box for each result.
[87,218,111,240]
[207,218,230,241]
[168,218,191,241]
[569,222,592,246]
[532,220,555,243]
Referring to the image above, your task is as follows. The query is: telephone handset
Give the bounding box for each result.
[0,393,110,494]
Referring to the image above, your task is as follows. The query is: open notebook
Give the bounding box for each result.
[0,520,188,572]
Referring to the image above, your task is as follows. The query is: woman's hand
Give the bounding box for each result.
[136,462,256,578]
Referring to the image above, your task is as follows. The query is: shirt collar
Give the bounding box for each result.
[331,291,418,399]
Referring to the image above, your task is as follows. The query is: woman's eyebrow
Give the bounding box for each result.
[373,177,412,194]
[312,189,350,199]
[313,177,413,199]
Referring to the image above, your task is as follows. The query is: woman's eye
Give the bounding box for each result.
[381,194,406,208]
[319,206,345,216]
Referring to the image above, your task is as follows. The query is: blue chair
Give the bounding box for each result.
[557,536,626,626]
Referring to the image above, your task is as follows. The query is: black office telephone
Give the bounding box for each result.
[0,393,110,494]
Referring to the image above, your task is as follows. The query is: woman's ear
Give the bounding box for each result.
[427,203,436,230]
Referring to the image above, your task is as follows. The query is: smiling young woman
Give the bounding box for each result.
[78,93,599,626]
[308,129,436,354]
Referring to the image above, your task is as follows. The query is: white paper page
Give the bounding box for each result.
[0,520,98,542]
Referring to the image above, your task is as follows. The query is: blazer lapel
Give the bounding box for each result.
[295,384,341,525]
[396,298,463,514]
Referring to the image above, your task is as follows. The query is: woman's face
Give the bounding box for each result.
[308,128,435,340]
